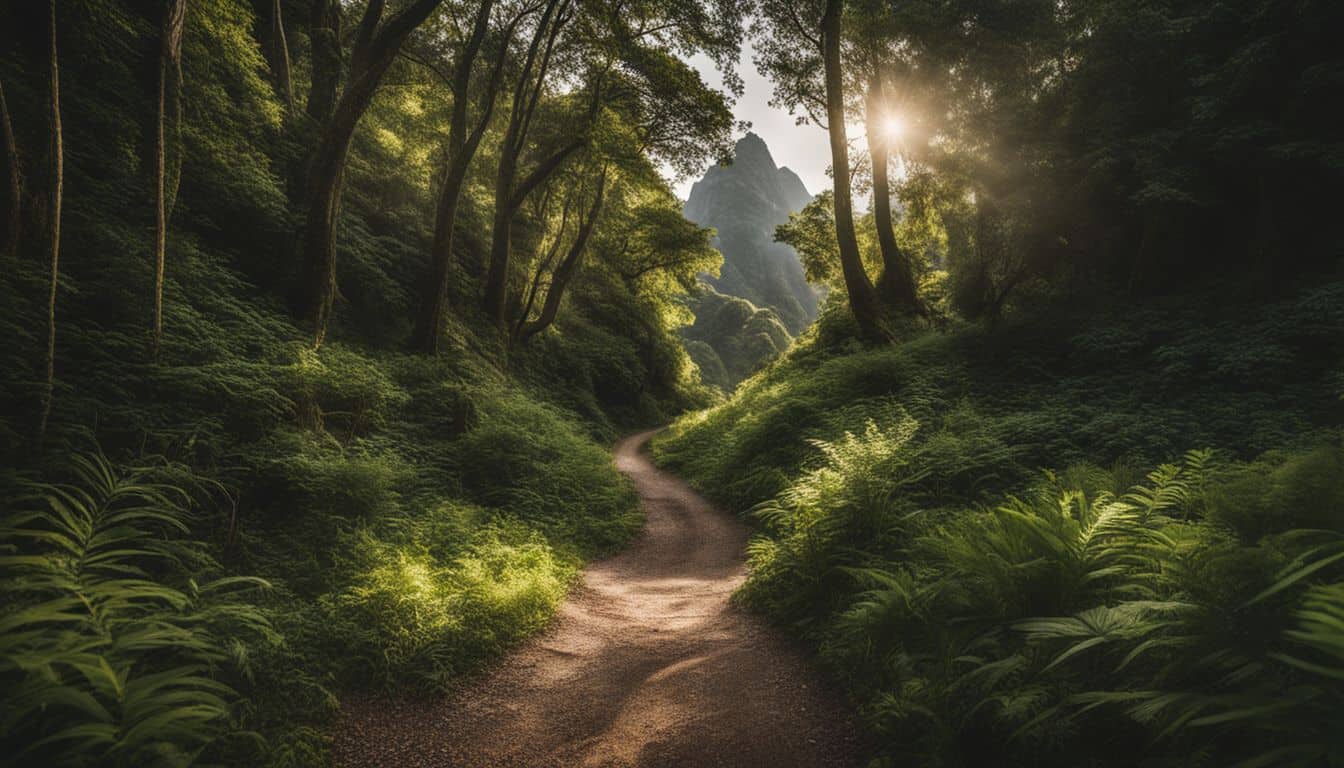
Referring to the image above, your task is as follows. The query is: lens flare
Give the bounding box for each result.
[882,115,906,141]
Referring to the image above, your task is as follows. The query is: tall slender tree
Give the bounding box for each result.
[481,0,586,327]
[264,0,294,112]
[0,78,20,261]
[38,0,62,442]
[820,0,883,338]
[865,67,920,314]
[291,0,446,347]
[515,166,606,342]
[755,0,886,339]
[411,0,534,352]
[514,185,573,340]
[152,0,187,359]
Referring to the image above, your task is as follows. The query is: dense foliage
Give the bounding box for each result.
[657,285,1344,765]
[681,285,791,392]
[758,0,1344,332]
[0,0,743,763]
[2,0,1342,764]
[662,9,1344,760]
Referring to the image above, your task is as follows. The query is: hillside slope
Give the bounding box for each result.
[655,285,1344,767]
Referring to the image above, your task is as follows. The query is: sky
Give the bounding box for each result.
[671,43,832,201]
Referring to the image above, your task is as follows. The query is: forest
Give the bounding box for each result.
[1,0,1341,766]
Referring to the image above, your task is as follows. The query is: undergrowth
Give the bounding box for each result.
[1,337,643,766]
[0,453,273,767]
[655,283,1344,767]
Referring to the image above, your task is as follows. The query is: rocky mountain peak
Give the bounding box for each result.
[683,133,818,335]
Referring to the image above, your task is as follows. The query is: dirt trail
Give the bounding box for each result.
[333,430,861,767]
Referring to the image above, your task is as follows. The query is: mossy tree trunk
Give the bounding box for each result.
[305,0,340,126]
[39,0,62,442]
[152,0,186,360]
[291,0,444,347]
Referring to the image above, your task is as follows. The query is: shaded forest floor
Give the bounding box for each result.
[331,431,861,768]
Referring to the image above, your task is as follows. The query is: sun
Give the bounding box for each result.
[882,114,907,141]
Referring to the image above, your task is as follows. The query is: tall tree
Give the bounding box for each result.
[264,0,294,112]
[820,0,883,338]
[0,78,20,261]
[290,0,446,347]
[485,0,744,329]
[411,0,531,353]
[38,0,62,441]
[507,2,739,343]
[755,0,885,339]
[481,0,583,327]
[305,0,340,125]
[865,67,920,314]
[152,0,187,359]
[515,166,606,342]
[514,184,573,339]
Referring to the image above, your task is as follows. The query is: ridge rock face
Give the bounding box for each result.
[684,133,818,335]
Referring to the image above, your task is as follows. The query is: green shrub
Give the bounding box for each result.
[1209,445,1344,541]
[453,391,640,553]
[276,344,410,438]
[658,289,1344,767]
[758,443,1342,766]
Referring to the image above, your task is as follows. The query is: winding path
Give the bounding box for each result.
[333,430,860,767]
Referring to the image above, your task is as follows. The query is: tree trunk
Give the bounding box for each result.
[153,0,187,360]
[517,170,605,342]
[292,0,444,346]
[267,0,294,112]
[411,0,501,353]
[514,189,572,340]
[821,0,884,340]
[482,0,574,327]
[0,78,20,261]
[867,69,921,316]
[306,0,340,125]
[39,0,62,443]
[291,91,367,346]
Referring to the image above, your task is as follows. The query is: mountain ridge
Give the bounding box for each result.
[683,132,818,335]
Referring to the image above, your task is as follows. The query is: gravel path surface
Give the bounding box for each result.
[333,429,862,767]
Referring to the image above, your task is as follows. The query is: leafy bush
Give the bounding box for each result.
[743,438,1344,766]
[452,391,641,554]
[276,345,410,438]
[1208,445,1344,541]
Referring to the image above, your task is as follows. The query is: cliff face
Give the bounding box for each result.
[684,133,817,335]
